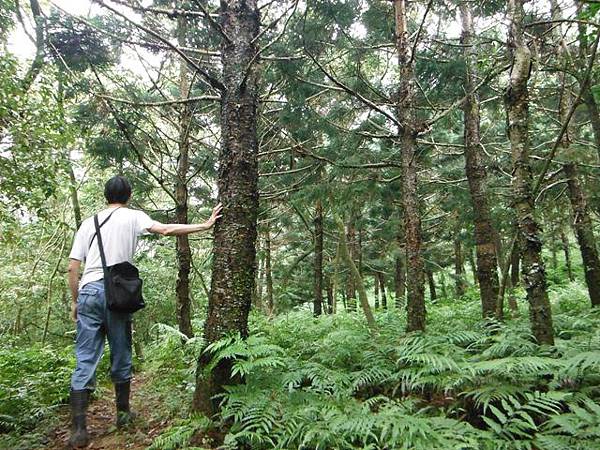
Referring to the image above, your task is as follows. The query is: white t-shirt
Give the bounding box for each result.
[69,207,157,288]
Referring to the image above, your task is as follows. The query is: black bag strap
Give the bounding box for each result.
[88,207,121,250]
[93,214,109,275]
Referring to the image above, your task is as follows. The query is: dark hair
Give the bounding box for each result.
[104,176,132,204]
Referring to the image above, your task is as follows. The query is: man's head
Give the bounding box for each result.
[104,176,132,204]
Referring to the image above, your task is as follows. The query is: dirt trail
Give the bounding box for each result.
[42,376,169,450]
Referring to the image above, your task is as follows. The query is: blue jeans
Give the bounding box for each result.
[71,280,133,391]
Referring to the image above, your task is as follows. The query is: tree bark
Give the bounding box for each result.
[174,14,194,339]
[577,11,600,162]
[265,223,274,315]
[374,273,380,309]
[394,232,406,308]
[505,0,554,345]
[565,163,600,306]
[454,228,466,297]
[426,268,437,301]
[345,217,357,311]
[336,218,376,330]
[459,0,501,318]
[560,230,574,282]
[510,238,521,287]
[326,276,334,314]
[21,0,45,92]
[378,272,387,309]
[551,2,600,307]
[313,199,323,316]
[193,0,260,414]
[394,0,426,332]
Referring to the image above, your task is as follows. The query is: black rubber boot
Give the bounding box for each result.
[68,389,90,448]
[115,381,137,428]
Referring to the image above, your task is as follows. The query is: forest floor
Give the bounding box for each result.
[39,376,172,450]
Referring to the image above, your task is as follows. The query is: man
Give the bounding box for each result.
[66,175,222,448]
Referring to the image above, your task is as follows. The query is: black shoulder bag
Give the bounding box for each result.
[92,210,146,314]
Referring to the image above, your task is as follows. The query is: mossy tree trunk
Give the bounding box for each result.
[336,218,376,330]
[459,1,500,318]
[394,0,425,332]
[313,199,323,316]
[193,0,260,415]
[505,0,554,345]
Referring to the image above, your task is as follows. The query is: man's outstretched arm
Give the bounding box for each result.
[68,258,81,321]
[149,203,222,236]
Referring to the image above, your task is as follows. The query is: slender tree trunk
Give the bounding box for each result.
[565,163,600,306]
[336,218,376,330]
[468,248,478,287]
[313,200,323,316]
[394,0,425,332]
[551,2,600,307]
[68,164,82,229]
[326,277,334,314]
[331,241,341,314]
[265,224,274,315]
[175,14,194,339]
[577,12,600,162]
[560,230,574,281]
[460,1,501,318]
[378,272,387,309]
[440,270,448,298]
[582,88,600,162]
[505,0,554,345]
[426,268,437,301]
[374,274,380,309]
[254,239,263,311]
[345,218,357,311]
[20,0,45,92]
[510,238,521,287]
[394,233,406,308]
[454,229,466,297]
[193,0,260,414]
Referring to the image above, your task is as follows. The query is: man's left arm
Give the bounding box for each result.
[67,259,81,322]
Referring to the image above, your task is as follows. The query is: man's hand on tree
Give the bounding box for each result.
[205,203,223,228]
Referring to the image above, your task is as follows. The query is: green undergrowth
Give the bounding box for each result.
[147,280,600,450]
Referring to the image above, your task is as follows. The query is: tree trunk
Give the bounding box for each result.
[326,277,334,314]
[454,228,466,297]
[440,270,448,298]
[510,238,521,287]
[560,230,574,281]
[505,0,554,345]
[468,248,478,287]
[68,164,82,229]
[345,218,357,311]
[254,238,262,311]
[175,14,194,339]
[426,268,437,301]
[336,218,376,330]
[378,272,387,309]
[193,0,260,415]
[265,224,274,315]
[394,0,425,332]
[459,1,501,318]
[551,2,600,307]
[374,274,380,309]
[577,13,600,162]
[313,200,323,316]
[394,233,406,308]
[565,163,600,306]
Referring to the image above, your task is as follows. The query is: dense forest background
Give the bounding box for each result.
[2,0,600,449]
